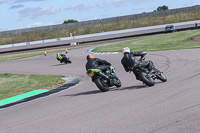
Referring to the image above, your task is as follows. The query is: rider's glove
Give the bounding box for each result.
[128,67,133,71]
[107,62,111,66]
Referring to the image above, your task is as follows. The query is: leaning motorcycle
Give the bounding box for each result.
[87,65,121,92]
[131,54,167,86]
[63,57,72,64]
[57,54,72,64]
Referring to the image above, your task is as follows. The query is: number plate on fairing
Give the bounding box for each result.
[88,72,94,77]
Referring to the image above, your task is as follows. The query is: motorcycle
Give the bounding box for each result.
[130,53,167,86]
[57,54,72,64]
[63,57,72,64]
[87,65,121,92]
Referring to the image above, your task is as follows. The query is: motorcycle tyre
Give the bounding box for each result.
[157,72,167,82]
[64,58,72,64]
[139,72,155,86]
[115,77,122,88]
[94,77,109,92]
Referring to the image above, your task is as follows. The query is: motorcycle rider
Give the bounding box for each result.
[85,54,111,72]
[121,47,156,79]
[86,54,118,85]
[56,53,69,63]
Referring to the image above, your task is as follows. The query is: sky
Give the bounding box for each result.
[0,0,200,31]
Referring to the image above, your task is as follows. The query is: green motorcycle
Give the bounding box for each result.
[87,66,122,92]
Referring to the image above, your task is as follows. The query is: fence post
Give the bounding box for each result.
[195,11,197,20]
[163,12,166,23]
[179,13,182,21]
[57,30,60,39]
[100,19,104,32]
[26,34,29,43]
[115,18,120,29]
[42,33,44,43]
[9,32,14,45]
[148,17,151,26]
[10,35,14,46]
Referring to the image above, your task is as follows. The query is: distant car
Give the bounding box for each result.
[164,25,176,33]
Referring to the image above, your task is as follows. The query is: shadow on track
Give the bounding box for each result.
[51,64,67,67]
[62,90,101,97]
[112,85,148,91]
[62,84,148,97]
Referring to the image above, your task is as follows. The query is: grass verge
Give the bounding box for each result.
[92,30,200,52]
[0,45,91,62]
[0,73,65,100]
[1,10,200,45]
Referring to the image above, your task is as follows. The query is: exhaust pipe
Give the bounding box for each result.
[98,72,109,80]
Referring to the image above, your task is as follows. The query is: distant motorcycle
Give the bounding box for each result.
[56,53,72,64]
[87,65,121,92]
[130,53,167,86]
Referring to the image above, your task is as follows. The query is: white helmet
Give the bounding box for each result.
[123,47,130,53]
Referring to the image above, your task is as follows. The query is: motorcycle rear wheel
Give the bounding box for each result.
[139,72,155,86]
[94,77,109,92]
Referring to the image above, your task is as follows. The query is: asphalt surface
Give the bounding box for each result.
[0,43,200,133]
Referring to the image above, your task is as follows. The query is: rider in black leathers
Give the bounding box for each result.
[56,53,69,63]
[85,54,111,72]
[121,47,156,79]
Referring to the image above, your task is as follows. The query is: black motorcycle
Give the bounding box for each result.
[130,53,167,86]
[57,54,72,64]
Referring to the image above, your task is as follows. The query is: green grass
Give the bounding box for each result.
[0,51,45,62]
[0,73,65,100]
[92,30,200,52]
[1,30,200,100]
[1,10,200,45]
[0,45,92,62]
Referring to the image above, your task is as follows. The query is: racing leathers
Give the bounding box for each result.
[56,54,67,63]
[86,58,111,72]
[121,52,156,78]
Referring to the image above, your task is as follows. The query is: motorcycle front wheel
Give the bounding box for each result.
[115,76,122,88]
[139,72,155,86]
[64,57,72,64]
[156,72,167,82]
[94,77,109,92]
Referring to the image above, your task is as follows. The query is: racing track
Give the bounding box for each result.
[0,44,200,133]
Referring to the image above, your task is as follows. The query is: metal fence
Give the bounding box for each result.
[0,5,200,36]
[1,5,200,36]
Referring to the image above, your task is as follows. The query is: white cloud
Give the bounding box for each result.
[0,27,8,31]
[66,3,97,12]
[10,4,24,9]
[65,0,152,12]
[0,0,45,4]
[32,22,43,26]
[14,0,46,3]
[0,0,12,4]
[26,21,59,28]
[81,16,99,21]
[193,3,200,6]
[19,6,61,19]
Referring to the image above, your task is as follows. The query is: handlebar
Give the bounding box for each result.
[139,52,147,61]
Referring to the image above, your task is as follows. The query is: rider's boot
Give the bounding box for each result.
[150,69,156,74]
[150,68,159,74]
